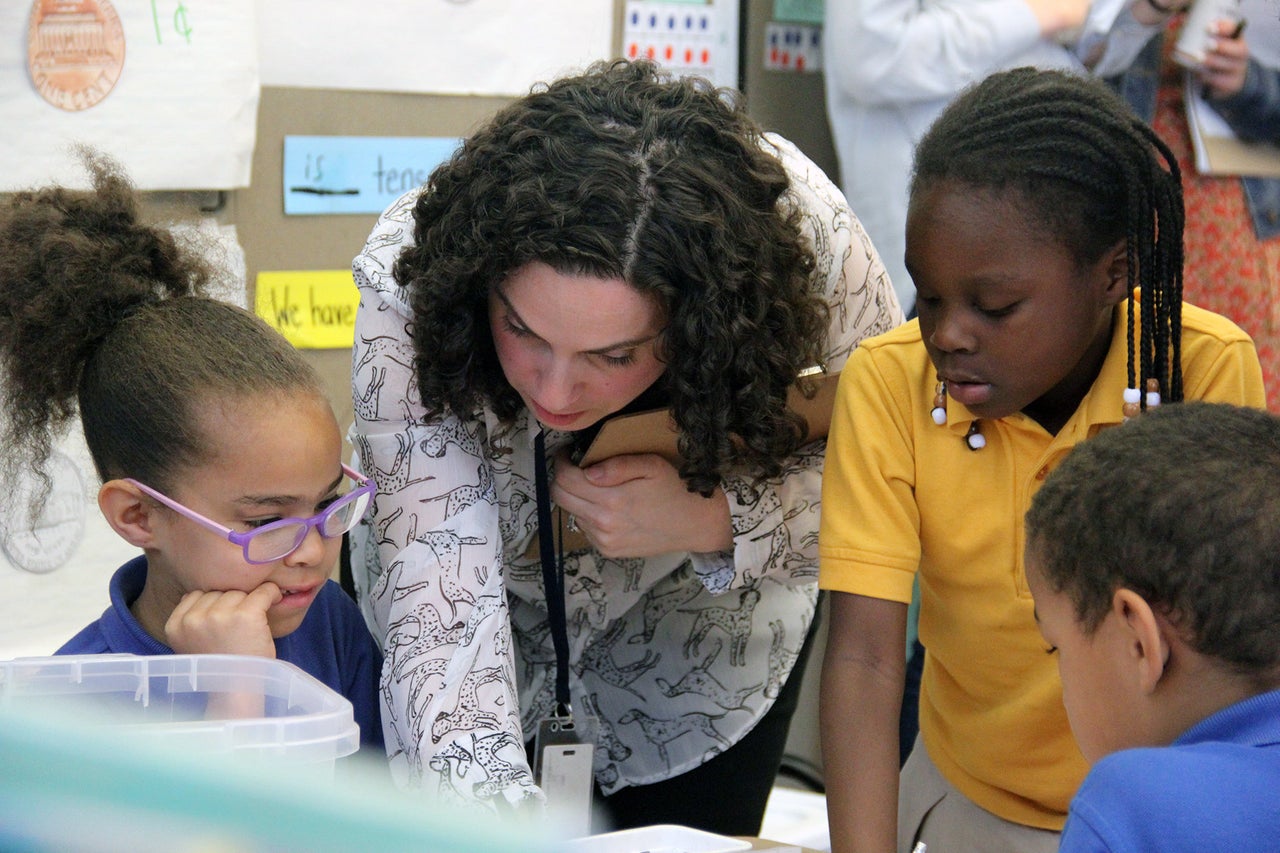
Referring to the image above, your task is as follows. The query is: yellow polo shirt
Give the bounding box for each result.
[819,297,1265,829]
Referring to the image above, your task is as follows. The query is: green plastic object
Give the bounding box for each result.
[0,654,551,853]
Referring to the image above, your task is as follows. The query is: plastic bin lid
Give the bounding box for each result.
[0,653,360,763]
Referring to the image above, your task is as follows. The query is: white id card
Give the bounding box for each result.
[535,714,597,837]
[540,741,595,837]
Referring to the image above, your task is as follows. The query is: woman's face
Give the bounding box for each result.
[489,261,667,431]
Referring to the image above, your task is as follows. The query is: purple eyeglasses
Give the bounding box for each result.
[126,464,376,564]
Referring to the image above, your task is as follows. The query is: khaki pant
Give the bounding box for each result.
[897,736,1061,853]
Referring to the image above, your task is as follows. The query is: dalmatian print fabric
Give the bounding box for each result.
[348,134,903,810]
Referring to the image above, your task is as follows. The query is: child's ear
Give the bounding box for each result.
[1100,238,1130,305]
[98,479,159,549]
[1113,588,1169,693]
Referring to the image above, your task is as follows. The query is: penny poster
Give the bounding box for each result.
[1,0,258,191]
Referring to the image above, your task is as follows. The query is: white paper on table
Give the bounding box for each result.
[0,1,259,192]
[257,0,613,97]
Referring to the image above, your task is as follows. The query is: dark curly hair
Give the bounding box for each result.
[1026,403,1280,682]
[393,59,830,495]
[912,67,1184,406]
[0,150,323,512]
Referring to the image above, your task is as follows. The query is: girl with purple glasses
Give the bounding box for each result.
[0,152,383,753]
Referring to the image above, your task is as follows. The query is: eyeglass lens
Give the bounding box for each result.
[243,489,372,562]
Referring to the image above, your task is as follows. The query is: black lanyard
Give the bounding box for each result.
[532,430,572,717]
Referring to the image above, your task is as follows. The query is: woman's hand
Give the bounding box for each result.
[1200,19,1250,99]
[165,582,282,658]
[552,452,734,559]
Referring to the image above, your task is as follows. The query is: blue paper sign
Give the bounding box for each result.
[282,135,462,215]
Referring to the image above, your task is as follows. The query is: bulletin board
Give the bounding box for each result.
[236,86,516,434]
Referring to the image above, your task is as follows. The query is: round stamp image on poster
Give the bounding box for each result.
[27,0,126,112]
[1,450,87,575]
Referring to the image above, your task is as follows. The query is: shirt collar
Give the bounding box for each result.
[102,555,171,655]
[1176,689,1280,748]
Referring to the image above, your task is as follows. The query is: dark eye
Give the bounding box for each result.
[1044,644,1059,655]
[978,302,1018,319]
[596,351,638,367]
[245,516,283,530]
[501,316,534,338]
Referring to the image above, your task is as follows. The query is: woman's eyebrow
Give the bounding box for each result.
[584,332,661,355]
[494,288,536,334]
[495,287,660,354]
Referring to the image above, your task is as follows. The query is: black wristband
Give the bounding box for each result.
[1145,0,1181,14]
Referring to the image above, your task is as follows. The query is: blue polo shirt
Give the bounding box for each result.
[1061,689,1280,852]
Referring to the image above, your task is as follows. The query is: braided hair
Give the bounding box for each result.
[910,66,1184,404]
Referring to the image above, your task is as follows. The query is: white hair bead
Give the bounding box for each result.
[965,422,985,451]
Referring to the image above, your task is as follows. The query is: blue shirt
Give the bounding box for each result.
[58,555,384,751]
[1060,689,1280,852]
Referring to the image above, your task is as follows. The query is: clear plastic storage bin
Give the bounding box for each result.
[0,653,360,767]
[0,654,555,853]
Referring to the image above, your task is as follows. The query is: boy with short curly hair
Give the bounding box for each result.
[1025,401,1280,852]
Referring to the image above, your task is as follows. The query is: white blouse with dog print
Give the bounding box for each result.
[348,134,904,810]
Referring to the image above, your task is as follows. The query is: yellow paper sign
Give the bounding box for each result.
[255,270,359,349]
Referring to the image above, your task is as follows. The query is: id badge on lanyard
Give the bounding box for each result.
[534,712,597,836]
[533,430,599,836]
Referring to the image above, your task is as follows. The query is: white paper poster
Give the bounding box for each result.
[1,1,259,192]
[256,0,613,96]
[623,1,740,89]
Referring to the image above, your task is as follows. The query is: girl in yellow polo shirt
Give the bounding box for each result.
[818,67,1266,853]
